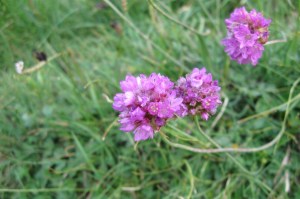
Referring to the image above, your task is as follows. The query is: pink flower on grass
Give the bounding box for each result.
[222,7,271,65]
[113,73,184,141]
[113,68,222,141]
[175,68,222,120]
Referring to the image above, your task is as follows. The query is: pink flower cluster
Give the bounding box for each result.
[222,7,271,65]
[113,68,222,141]
[113,73,185,141]
[175,68,222,120]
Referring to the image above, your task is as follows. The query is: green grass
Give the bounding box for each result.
[0,0,300,198]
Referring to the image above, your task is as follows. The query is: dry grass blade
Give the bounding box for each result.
[21,53,62,74]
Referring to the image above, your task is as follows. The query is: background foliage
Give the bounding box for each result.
[0,0,299,198]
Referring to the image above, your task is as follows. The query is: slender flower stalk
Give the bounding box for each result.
[161,77,300,154]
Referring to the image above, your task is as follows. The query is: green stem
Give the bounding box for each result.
[194,116,253,175]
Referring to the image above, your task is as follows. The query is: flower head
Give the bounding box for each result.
[175,67,222,120]
[222,7,271,65]
[113,73,184,141]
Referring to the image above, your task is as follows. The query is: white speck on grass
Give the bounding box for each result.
[285,171,290,193]
[15,61,24,74]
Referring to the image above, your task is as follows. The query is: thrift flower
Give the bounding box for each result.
[175,67,222,120]
[222,7,271,65]
[113,73,184,141]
